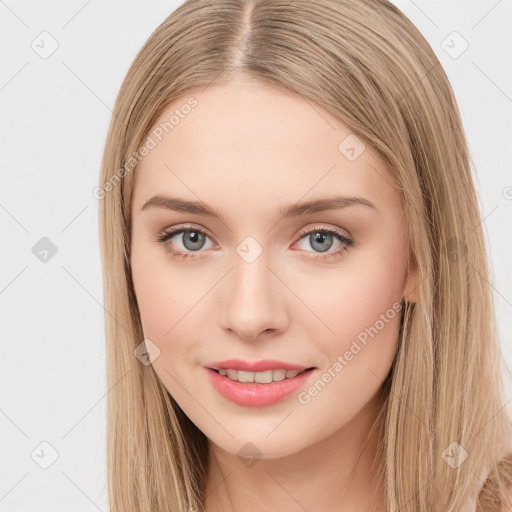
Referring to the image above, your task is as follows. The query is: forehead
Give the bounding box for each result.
[132,81,398,216]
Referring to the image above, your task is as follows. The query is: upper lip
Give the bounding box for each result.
[205,359,315,372]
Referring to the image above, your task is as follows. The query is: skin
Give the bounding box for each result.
[130,78,419,512]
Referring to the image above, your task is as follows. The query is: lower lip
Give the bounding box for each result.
[205,367,316,407]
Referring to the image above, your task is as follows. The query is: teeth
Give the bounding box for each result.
[217,368,304,383]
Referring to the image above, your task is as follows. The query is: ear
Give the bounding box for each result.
[403,252,420,303]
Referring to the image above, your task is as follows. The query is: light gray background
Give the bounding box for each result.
[1,1,511,510]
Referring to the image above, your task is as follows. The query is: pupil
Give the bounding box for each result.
[184,230,205,250]
[311,232,332,253]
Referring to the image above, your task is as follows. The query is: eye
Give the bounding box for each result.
[155,224,354,261]
[294,225,354,260]
[154,224,215,260]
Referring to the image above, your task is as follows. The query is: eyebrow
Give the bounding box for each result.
[140,194,378,219]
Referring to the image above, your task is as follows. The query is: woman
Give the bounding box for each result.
[97,0,512,510]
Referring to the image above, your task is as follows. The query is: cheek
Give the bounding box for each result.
[130,245,212,380]
[132,268,172,338]
[292,261,403,421]
[131,258,207,402]
[130,236,185,342]
[296,244,406,367]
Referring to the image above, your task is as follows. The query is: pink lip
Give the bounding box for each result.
[205,367,317,407]
[205,358,312,372]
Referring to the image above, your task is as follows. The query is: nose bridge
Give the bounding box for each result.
[220,242,285,340]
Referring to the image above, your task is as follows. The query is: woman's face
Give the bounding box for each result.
[130,79,418,458]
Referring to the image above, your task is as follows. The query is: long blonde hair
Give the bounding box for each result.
[98,0,512,510]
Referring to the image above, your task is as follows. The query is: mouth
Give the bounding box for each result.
[208,366,316,384]
[205,366,317,407]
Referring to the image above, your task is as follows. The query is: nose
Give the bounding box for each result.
[219,253,288,342]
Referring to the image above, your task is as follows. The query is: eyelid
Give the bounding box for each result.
[158,222,351,242]
[296,223,351,240]
[156,222,354,259]
[158,223,217,242]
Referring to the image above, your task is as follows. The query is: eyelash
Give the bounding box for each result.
[154,224,354,261]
